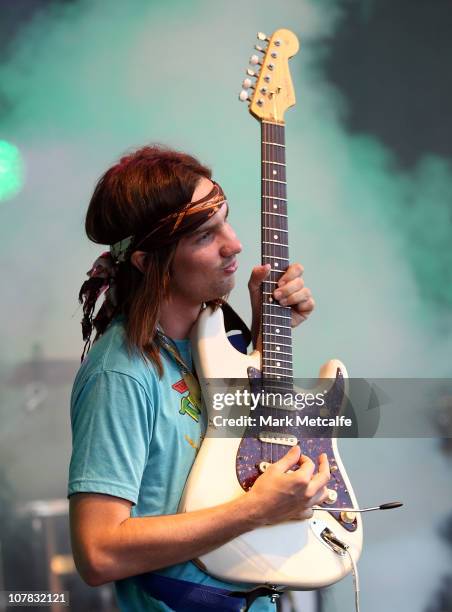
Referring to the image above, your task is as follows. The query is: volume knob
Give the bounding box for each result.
[340,510,357,524]
[325,488,338,504]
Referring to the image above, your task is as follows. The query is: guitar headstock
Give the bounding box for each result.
[239,29,299,124]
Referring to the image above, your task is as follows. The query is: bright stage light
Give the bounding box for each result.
[0,140,24,201]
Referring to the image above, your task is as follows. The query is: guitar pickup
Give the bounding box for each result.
[258,432,298,446]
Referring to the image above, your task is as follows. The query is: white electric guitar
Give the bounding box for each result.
[180,29,363,589]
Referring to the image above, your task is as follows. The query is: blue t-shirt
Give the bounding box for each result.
[68,318,274,611]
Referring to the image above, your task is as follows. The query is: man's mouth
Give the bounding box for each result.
[223,259,238,274]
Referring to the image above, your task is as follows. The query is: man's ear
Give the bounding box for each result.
[130,251,147,273]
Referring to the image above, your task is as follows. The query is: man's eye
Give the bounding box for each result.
[196,231,211,243]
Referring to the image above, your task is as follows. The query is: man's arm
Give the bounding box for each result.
[70,447,329,586]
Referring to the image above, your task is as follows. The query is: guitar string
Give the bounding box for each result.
[263,121,269,465]
[269,121,274,466]
[266,121,284,465]
[270,120,273,466]
[262,123,273,463]
[267,121,276,466]
[264,121,292,465]
[267,120,275,467]
[271,120,276,466]
[264,122,292,464]
[263,121,270,466]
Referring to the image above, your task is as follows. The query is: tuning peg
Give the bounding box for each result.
[246,68,256,77]
[255,44,266,53]
[257,32,269,41]
[239,90,249,101]
[242,78,253,89]
[249,54,261,66]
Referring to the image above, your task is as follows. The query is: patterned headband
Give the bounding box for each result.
[110,180,227,262]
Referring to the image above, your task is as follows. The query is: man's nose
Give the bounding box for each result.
[220,225,242,258]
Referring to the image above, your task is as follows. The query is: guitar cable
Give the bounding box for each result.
[313,501,403,612]
[347,546,360,612]
[318,527,360,612]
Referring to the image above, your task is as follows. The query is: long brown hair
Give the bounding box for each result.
[84,145,212,375]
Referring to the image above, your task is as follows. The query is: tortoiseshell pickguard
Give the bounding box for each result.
[235,368,357,532]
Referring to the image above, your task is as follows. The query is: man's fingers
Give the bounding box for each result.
[277,262,304,287]
[295,453,316,481]
[278,288,312,308]
[306,453,331,494]
[291,300,315,327]
[298,508,314,521]
[274,277,304,300]
[317,452,330,477]
[309,485,329,507]
[248,264,271,293]
[272,445,302,473]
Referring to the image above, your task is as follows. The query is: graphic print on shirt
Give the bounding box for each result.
[172,378,201,422]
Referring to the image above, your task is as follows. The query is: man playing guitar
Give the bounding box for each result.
[68,145,330,611]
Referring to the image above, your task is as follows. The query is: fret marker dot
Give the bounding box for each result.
[274,262,279,267]
[268,297,273,303]
[273,204,277,209]
[277,376,281,379]
[273,170,277,175]
[274,234,278,240]
[276,346,280,351]
[275,328,280,333]
[276,361,281,367]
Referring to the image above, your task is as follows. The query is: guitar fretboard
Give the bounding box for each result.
[261,121,293,388]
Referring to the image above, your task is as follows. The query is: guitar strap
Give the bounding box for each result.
[139,572,283,611]
[156,302,252,410]
[221,301,253,352]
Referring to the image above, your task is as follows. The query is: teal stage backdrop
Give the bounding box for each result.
[0,2,451,611]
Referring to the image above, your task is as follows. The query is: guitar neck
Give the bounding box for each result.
[260,120,293,385]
